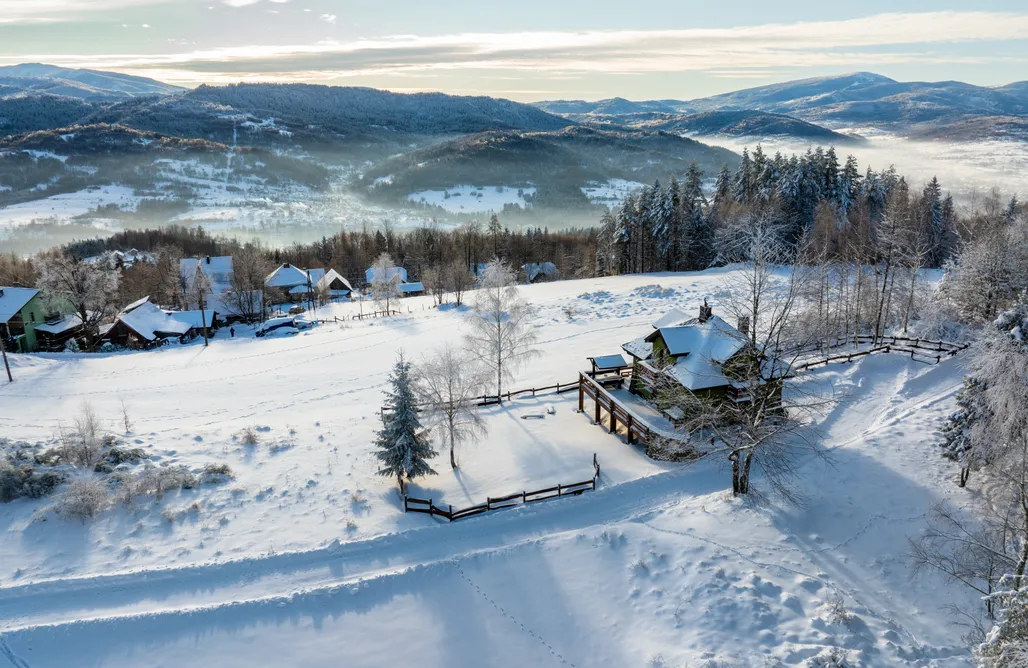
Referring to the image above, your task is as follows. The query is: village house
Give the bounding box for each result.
[103,297,215,349]
[316,269,353,301]
[522,262,559,283]
[622,301,763,404]
[364,265,425,297]
[265,263,343,304]
[0,287,78,353]
[180,256,235,308]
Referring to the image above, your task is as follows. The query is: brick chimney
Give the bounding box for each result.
[698,298,712,323]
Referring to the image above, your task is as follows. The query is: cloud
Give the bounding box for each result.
[319,13,336,24]
[0,0,169,22]
[6,11,1027,83]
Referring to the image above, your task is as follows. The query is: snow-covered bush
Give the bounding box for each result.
[55,477,111,520]
[977,581,1028,667]
[200,463,234,484]
[645,434,699,462]
[0,459,63,502]
[116,463,196,501]
[806,648,850,668]
[239,425,261,445]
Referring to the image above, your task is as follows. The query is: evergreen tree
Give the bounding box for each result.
[940,376,992,487]
[374,353,437,488]
[1005,196,1021,225]
[712,164,732,211]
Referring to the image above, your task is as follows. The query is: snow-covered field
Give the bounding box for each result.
[581,179,647,206]
[408,185,536,214]
[0,270,976,667]
[0,185,141,230]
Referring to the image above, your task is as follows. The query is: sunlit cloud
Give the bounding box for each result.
[319,13,336,24]
[3,11,1026,85]
[0,0,170,22]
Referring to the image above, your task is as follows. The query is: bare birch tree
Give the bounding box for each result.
[416,344,489,469]
[370,252,402,313]
[464,259,539,403]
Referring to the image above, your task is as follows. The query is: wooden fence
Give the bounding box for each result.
[578,372,654,447]
[351,309,401,321]
[793,334,969,372]
[473,369,631,407]
[402,454,601,521]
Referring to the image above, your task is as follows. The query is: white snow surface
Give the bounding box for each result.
[581,179,646,205]
[408,185,536,213]
[0,269,976,667]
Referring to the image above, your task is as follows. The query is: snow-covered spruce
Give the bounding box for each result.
[374,352,438,488]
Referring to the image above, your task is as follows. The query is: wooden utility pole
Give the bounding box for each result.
[0,333,11,383]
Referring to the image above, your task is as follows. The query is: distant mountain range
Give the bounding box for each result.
[3,64,1026,238]
[535,72,1028,141]
[0,63,184,101]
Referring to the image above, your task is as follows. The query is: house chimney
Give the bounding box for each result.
[698,298,712,323]
[738,315,750,336]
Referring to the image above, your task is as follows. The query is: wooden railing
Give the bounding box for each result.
[350,309,402,321]
[403,454,601,522]
[579,372,653,446]
[793,335,969,372]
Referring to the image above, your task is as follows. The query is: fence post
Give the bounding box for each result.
[627,414,635,444]
[610,401,617,434]
[487,496,492,510]
[578,375,585,412]
[557,483,562,496]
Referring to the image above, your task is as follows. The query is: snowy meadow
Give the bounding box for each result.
[0,269,978,667]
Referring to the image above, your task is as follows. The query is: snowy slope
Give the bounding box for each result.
[0,270,976,667]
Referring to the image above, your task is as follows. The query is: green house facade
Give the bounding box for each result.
[0,287,45,352]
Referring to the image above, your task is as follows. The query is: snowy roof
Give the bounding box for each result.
[398,282,425,294]
[164,310,215,329]
[180,257,234,295]
[652,309,690,329]
[117,301,190,341]
[366,266,407,285]
[592,354,628,370]
[646,316,747,361]
[121,295,150,314]
[317,269,353,293]
[665,355,735,391]
[266,263,311,289]
[288,284,312,295]
[0,287,39,322]
[622,337,652,361]
[306,268,326,285]
[523,262,558,282]
[34,313,83,335]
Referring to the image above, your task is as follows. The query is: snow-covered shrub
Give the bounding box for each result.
[0,460,63,502]
[977,581,1028,667]
[806,648,850,668]
[200,463,234,484]
[55,477,111,520]
[820,593,851,625]
[117,463,197,501]
[63,338,80,353]
[239,425,261,445]
[98,342,116,353]
[646,434,699,462]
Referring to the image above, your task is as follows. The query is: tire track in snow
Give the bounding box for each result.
[0,465,703,633]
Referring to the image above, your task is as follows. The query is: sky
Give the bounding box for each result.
[1,0,1027,101]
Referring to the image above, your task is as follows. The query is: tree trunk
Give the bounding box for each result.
[729,451,741,496]
[959,466,970,488]
[740,450,755,495]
